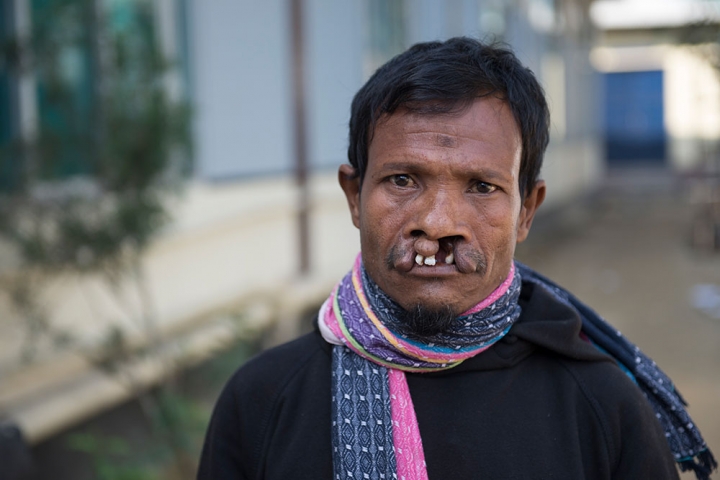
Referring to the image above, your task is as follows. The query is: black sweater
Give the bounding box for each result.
[198,281,680,479]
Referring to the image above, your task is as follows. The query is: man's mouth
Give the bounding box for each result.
[414,251,454,266]
[413,237,456,267]
[386,237,485,276]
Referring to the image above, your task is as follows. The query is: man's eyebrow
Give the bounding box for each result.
[470,169,512,183]
[377,162,512,183]
[376,162,424,173]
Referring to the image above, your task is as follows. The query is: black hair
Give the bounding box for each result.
[348,37,550,197]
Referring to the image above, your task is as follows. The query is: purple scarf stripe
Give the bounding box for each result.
[334,263,523,370]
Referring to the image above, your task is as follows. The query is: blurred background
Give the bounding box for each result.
[0,0,719,478]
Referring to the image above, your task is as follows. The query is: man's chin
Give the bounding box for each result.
[390,287,476,317]
[396,303,458,338]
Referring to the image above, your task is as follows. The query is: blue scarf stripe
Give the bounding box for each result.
[392,325,514,354]
[331,347,397,480]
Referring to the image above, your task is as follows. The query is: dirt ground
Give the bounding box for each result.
[516,168,720,479]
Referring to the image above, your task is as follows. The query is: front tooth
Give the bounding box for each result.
[424,255,436,266]
[415,254,424,266]
[445,252,454,264]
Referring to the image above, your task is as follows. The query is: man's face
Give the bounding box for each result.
[340,96,545,315]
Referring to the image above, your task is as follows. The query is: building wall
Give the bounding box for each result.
[189,0,294,179]
[0,0,606,443]
[664,45,720,170]
[305,0,365,169]
[505,2,604,209]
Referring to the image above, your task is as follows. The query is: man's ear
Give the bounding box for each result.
[339,164,361,229]
[516,180,546,243]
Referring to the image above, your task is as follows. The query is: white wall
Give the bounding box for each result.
[406,0,482,44]
[306,0,365,168]
[664,45,720,170]
[1,0,610,442]
[542,139,604,210]
[189,0,293,178]
[189,0,368,177]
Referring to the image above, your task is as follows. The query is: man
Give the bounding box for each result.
[198,38,715,479]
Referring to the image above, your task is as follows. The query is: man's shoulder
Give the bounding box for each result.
[552,352,649,411]
[517,277,661,417]
[552,351,672,455]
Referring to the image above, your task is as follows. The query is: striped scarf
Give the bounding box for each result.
[319,255,716,480]
[319,255,521,480]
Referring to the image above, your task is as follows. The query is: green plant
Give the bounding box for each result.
[65,388,210,480]
[0,0,190,353]
[67,433,158,480]
[0,0,196,478]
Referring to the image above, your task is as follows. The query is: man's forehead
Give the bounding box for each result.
[435,134,458,148]
[372,98,521,149]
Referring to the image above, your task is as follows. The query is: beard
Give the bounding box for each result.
[372,243,489,337]
[396,303,457,337]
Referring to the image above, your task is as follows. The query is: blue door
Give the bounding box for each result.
[603,70,666,165]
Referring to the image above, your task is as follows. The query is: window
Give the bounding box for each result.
[32,0,94,180]
[364,0,406,79]
[0,0,189,193]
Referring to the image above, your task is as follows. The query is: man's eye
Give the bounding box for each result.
[470,181,497,194]
[390,174,415,187]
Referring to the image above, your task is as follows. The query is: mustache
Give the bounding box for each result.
[464,249,487,275]
[385,243,488,275]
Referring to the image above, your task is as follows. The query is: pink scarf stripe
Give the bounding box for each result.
[389,369,429,480]
[461,262,516,315]
[329,292,431,478]
[323,291,452,372]
[323,290,405,366]
[323,289,359,351]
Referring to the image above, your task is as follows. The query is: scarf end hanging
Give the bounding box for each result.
[678,450,718,480]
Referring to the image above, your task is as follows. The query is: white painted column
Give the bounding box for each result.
[153,0,183,102]
[12,0,37,145]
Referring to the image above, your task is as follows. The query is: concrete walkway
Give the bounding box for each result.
[516,168,720,479]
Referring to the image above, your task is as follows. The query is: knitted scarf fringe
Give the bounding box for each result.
[678,450,718,480]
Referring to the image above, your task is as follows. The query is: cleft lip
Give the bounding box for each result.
[440,236,459,253]
[453,246,485,274]
[392,244,417,273]
[438,236,459,265]
[411,238,459,268]
[392,236,468,273]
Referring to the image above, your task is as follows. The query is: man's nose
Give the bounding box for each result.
[409,188,470,241]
